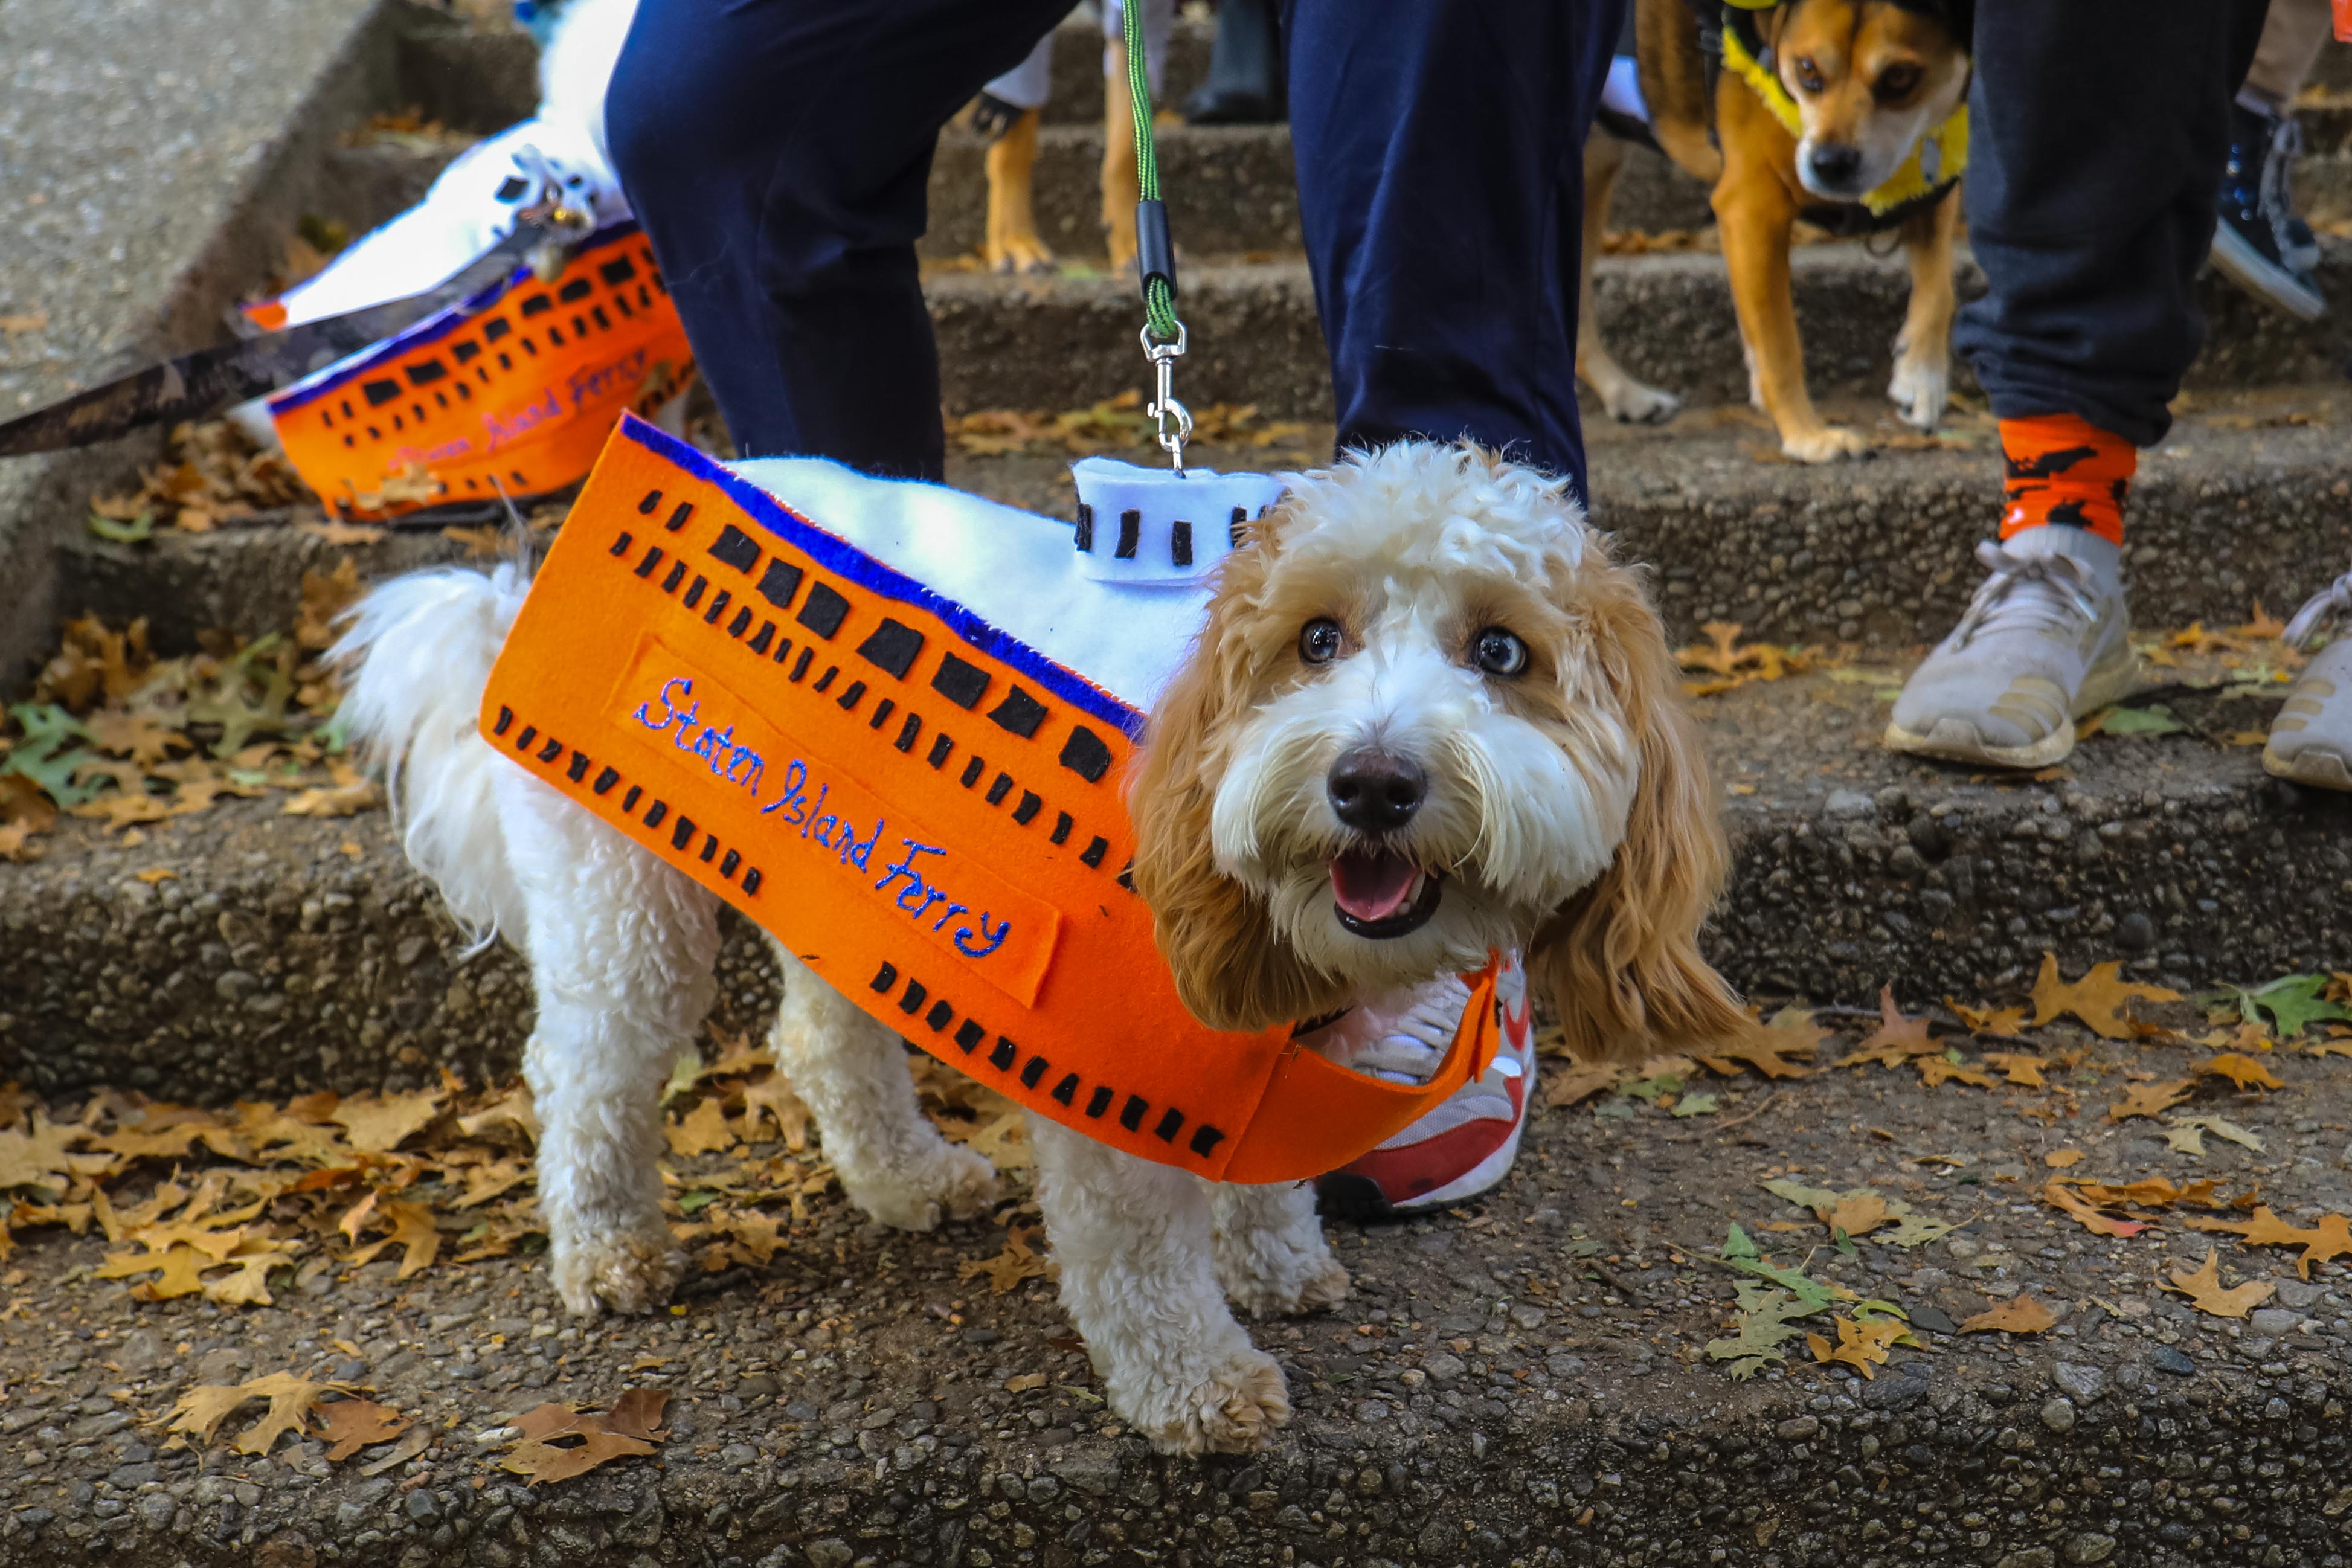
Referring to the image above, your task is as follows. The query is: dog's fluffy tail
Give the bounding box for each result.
[332,564,533,950]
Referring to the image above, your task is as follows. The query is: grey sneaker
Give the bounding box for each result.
[1884,529,2139,769]
[2265,570,2352,791]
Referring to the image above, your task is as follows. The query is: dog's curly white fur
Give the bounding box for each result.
[333,440,1740,1455]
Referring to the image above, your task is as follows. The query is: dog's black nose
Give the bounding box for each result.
[1809,144,1863,187]
[1328,749,1428,835]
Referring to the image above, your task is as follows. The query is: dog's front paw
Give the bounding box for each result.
[1124,1349,1293,1456]
[1887,353,1949,431]
[551,1226,684,1316]
[1780,425,1871,463]
[841,1142,1000,1232]
[985,236,1055,275]
[1602,378,1683,426]
[1228,1256,1352,1319]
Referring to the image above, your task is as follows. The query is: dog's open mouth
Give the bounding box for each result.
[1329,849,1443,939]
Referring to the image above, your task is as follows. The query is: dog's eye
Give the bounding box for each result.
[1793,56,1823,94]
[1299,618,1345,665]
[1471,627,1529,678]
[1874,63,1921,101]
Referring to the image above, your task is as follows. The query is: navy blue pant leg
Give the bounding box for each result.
[1956,0,2267,447]
[1283,0,1625,504]
[606,0,1073,478]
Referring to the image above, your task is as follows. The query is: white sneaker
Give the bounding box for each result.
[1308,957,1536,1218]
[1884,529,2139,770]
[2266,568,2352,792]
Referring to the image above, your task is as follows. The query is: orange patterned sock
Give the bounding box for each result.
[1999,414,2135,546]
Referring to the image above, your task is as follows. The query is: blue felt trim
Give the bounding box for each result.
[614,416,1148,739]
[267,223,646,416]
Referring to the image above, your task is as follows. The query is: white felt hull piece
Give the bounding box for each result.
[731,455,1288,715]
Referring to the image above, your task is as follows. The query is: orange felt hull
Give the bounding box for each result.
[269,226,693,521]
[480,417,1497,1182]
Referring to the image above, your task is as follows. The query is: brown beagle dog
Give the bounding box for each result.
[1579,0,1973,462]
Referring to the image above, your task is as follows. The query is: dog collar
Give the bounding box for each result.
[1720,16,1968,221]
[480,416,1505,1183]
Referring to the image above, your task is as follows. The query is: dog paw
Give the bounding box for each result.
[1887,354,1949,431]
[1603,379,1683,426]
[1125,1349,1293,1456]
[551,1226,684,1316]
[841,1142,1000,1232]
[985,239,1056,275]
[1780,425,1871,463]
[1229,1257,1352,1319]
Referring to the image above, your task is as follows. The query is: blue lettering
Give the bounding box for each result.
[876,840,946,896]
[633,676,694,733]
[953,913,1011,959]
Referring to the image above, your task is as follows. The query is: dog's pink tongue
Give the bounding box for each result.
[1330,850,1419,922]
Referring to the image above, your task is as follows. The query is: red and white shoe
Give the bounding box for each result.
[1309,955,1535,1218]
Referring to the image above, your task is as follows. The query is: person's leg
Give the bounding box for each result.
[2244,0,2335,109]
[1283,0,1626,504]
[1887,0,2269,770]
[606,0,1072,478]
[2217,0,2333,319]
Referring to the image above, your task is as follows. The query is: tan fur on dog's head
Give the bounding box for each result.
[1767,0,1970,202]
[1129,442,1747,1062]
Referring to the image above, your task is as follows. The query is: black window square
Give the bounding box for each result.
[797,580,851,638]
[1058,725,1113,783]
[931,653,990,710]
[924,1000,954,1032]
[1085,1087,1113,1119]
[953,1019,985,1054]
[899,980,927,1015]
[871,962,899,993]
[1080,836,1110,868]
[757,558,804,609]
[633,544,664,579]
[1119,1095,1149,1132]
[1116,509,1141,559]
[1152,1108,1185,1142]
[986,773,1014,806]
[708,524,761,573]
[856,618,925,679]
[1170,519,1193,567]
[926,733,954,768]
[1188,1125,1226,1158]
[1050,811,1073,844]
[1019,1057,1050,1089]
[1051,1073,1080,1106]
[1012,791,1042,825]
[989,1038,1017,1072]
[988,686,1047,739]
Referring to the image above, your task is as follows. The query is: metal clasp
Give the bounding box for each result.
[1141,322,1192,474]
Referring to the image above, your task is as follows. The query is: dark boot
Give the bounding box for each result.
[1183,0,1283,124]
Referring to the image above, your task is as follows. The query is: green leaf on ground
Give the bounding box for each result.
[2205,974,2352,1039]
[3,703,101,808]
[2098,704,2187,737]
[86,510,156,544]
[1707,1285,1814,1380]
[1671,1093,1721,1118]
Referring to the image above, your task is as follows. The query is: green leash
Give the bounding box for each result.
[1121,0,1191,470]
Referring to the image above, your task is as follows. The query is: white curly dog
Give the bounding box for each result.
[334,440,1741,1454]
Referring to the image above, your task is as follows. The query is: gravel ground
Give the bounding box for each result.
[2,1011,2349,1568]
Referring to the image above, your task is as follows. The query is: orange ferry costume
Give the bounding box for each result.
[480,415,1517,1181]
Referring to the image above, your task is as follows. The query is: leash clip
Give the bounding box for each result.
[1141,323,1192,474]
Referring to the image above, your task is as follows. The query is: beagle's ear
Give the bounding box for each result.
[1526,570,1749,1064]
[1127,533,1350,1033]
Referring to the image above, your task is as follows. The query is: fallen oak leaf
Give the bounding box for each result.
[500,1390,668,1485]
[666,1096,736,1158]
[2068,1177,2220,1210]
[1981,1053,2048,1088]
[165,1371,342,1456]
[2183,1207,2352,1279]
[1706,1285,1816,1380]
[2042,1180,2153,1239]
[1805,1314,1910,1380]
[329,1087,446,1152]
[2199,1052,2285,1092]
[957,1224,1051,1294]
[1695,1006,1820,1079]
[1959,1296,2057,1335]
[2107,1079,2194,1123]
[313,1396,411,1462]
[1837,988,1939,1068]
[1917,1055,1998,1090]
[2032,953,2182,1039]
[2160,1250,2275,1318]
[1946,997,2029,1036]
[2165,1114,2264,1154]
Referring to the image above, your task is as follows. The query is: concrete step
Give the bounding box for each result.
[7,639,2345,1104]
[47,386,2352,660]
[922,239,2352,419]
[924,123,1302,262]
[8,1023,2347,1568]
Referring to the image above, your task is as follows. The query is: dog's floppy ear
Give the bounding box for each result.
[1128,530,1351,1033]
[1527,567,1748,1062]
